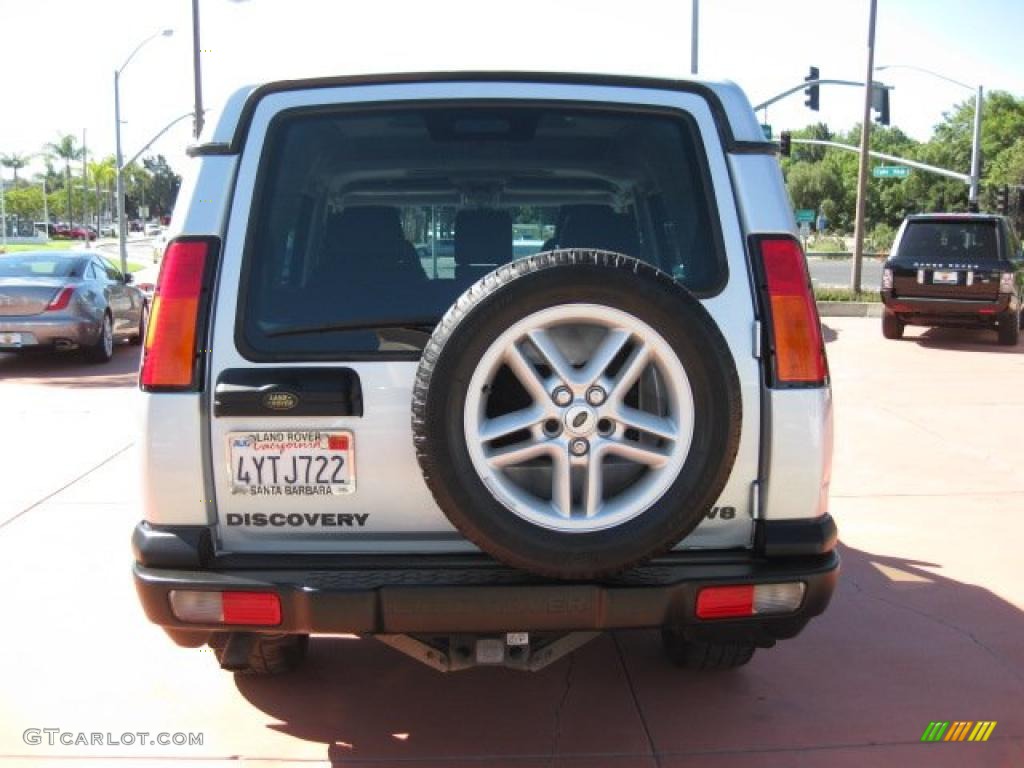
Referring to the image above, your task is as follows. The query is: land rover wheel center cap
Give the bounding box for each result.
[563,404,598,437]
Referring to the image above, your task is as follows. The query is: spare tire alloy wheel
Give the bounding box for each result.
[413,251,742,579]
[464,303,693,531]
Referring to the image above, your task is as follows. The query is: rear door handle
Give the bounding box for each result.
[214,368,363,417]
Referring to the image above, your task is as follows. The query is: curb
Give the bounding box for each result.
[806,252,888,261]
[816,301,883,318]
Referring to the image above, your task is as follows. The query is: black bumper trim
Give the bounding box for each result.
[756,514,838,557]
[133,548,839,642]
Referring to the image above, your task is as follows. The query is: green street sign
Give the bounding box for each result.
[795,209,816,223]
[873,165,910,179]
[760,123,772,140]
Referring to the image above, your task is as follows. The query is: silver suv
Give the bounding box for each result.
[133,73,838,675]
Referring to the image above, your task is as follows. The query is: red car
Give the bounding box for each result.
[67,226,97,241]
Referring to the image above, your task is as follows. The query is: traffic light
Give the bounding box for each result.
[997,185,1009,215]
[804,67,820,111]
[779,131,792,157]
[872,85,890,126]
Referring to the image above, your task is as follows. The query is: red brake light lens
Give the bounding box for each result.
[757,237,827,385]
[221,592,282,626]
[140,240,211,390]
[696,585,755,619]
[46,286,75,311]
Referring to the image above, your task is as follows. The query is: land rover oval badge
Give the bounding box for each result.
[263,391,299,411]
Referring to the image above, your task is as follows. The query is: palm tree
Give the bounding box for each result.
[88,157,117,224]
[0,153,30,184]
[45,134,83,226]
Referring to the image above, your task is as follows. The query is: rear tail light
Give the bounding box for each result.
[754,236,828,386]
[46,286,75,311]
[999,272,1015,294]
[140,238,216,391]
[696,582,806,619]
[168,590,282,626]
[882,267,893,291]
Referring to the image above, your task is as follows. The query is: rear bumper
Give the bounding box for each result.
[882,292,1010,322]
[0,315,99,348]
[133,517,839,645]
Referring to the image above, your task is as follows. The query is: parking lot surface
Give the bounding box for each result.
[0,317,1021,766]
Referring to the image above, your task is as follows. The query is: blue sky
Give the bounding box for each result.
[1,0,1021,178]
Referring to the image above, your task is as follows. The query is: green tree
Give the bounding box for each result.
[141,155,181,217]
[45,134,83,226]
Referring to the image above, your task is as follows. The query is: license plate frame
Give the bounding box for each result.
[0,332,24,347]
[227,430,355,496]
[932,270,959,285]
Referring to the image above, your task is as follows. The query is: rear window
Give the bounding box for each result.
[894,220,1000,265]
[0,253,83,278]
[239,105,725,359]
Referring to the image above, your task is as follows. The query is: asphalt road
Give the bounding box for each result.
[808,255,885,289]
[0,319,1021,766]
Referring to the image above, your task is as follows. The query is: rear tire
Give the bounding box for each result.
[84,313,114,363]
[129,303,148,346]
[661,629,756,670]
[210,633,309,676]
[997,310,1020,346]
[881,309,904,340]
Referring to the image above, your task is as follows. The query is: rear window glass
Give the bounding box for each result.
[894,220,1000,265]
[0,254,83,278]
[240,105,725,358]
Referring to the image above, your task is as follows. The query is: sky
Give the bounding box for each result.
[1,0,1022,181]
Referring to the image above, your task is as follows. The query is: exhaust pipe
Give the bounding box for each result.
[217,632,256,671]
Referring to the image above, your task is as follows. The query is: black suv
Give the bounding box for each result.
[881,214,1023,345]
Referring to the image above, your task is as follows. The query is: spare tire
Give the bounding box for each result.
[412,250,741,579]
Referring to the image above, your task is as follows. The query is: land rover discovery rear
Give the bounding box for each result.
[133,73,838,675]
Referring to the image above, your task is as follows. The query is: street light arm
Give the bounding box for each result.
[791,138,972,183]
[121,112,195,171]
[875,64,973,92]
[118,29,173,74]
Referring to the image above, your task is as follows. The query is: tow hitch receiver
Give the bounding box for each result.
[376,631,601,672]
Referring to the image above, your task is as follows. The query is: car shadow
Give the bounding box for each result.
[230,543,1023,764]
[821,322,839,343]
[907,326,1024,354]
[0,344,141,387]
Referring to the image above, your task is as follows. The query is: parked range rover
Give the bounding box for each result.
[133,72,838,676]
[881,214,1023,345]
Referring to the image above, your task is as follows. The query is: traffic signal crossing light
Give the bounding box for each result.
[804,67,820,111]
[872,85,891,126]
[779,131,792,157]
[997,185,1009,215]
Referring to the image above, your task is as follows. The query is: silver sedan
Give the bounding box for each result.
[0,251,148,363]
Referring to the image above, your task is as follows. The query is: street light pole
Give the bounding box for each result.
[850,0,878,294]
[192,0,205,139]
[690,0,699,75]
[113,28,173,277]
[876,64,983,210]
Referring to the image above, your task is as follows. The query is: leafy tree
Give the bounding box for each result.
[141,155,181,217]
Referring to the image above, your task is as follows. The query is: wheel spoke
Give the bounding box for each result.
[527,329,576,385]
[504,343,550,403]
[603,437,671,468]
[480,406,546,443]
[579,328,631,385]
[581,449,603,518]
[612,404,677,442]
[608,341,650,401]
[551,449,573,518]
[486,440,550,469]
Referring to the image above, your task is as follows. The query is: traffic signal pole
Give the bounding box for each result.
[850,0,878,294]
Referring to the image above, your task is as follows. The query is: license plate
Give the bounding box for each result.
[228,431,354,496]
[0,332,23,347]
[933,270,959,285]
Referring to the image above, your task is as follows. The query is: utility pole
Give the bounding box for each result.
[192,0,205,139]
[82,128,89,247]
[850,0,878,294]
[690,0,699,75]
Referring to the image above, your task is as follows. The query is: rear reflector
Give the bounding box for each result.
[169,590,281,626]
[756,237,828,385]
[696,582,806,619]
[140,239,211,390]
[46,286,75,312]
